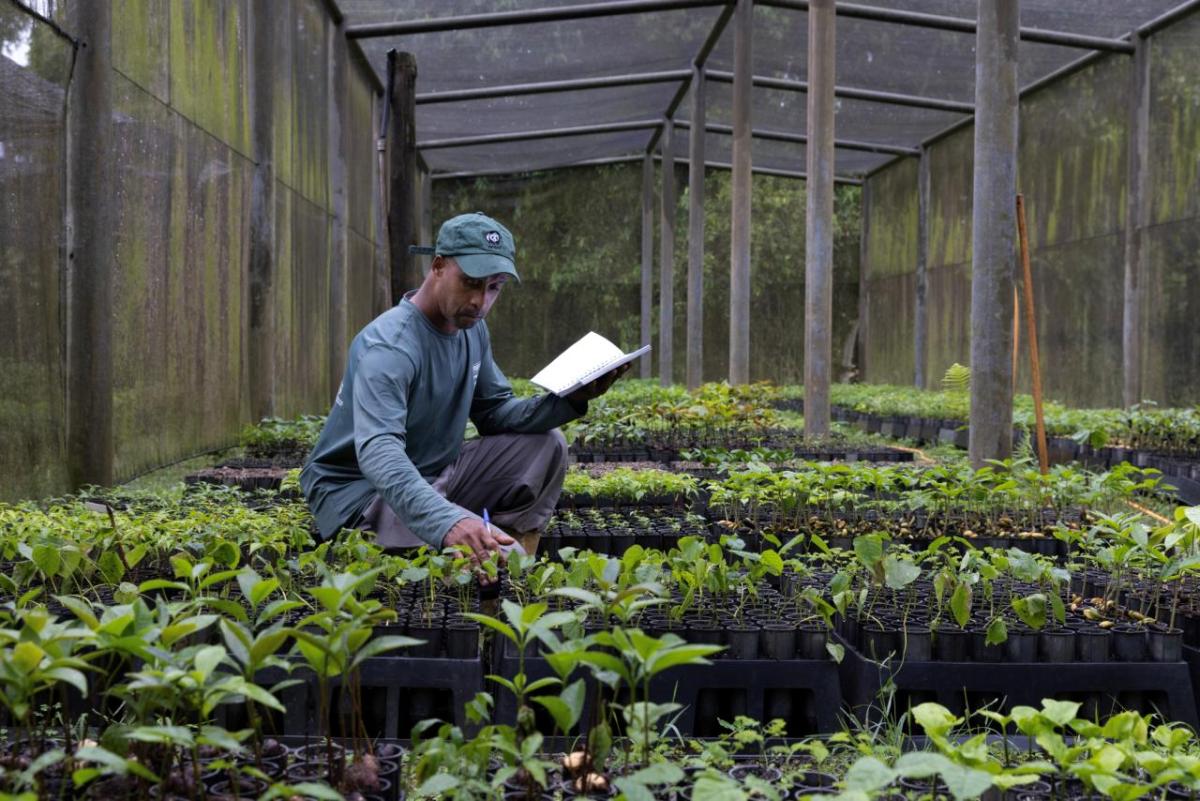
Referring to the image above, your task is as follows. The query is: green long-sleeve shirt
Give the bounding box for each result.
[300,295,583,545]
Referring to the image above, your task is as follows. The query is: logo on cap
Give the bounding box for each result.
[484,231,501,247]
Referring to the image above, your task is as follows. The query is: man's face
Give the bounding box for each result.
[435,258,509,330]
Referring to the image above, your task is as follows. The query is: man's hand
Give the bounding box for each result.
[443,516,515,584]
[567,362,631,406]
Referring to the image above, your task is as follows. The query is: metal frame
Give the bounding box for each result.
[415,70,691,104]
[673,120,918,157]
[426,153,862,184]
[757,0,1135,53]
[346,0,730,38]
[706,69,973,114]
[418,117,917,159]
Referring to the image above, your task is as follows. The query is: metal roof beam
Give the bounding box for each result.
[416,117,916,157]
[706,69,974,113]
[416,70,690,104]
[347,0,730,38]
[418,119,661,149]
[674,119,919,156]
[429,153,861,183]
[757,0,1135,53]
[646,3,737,152]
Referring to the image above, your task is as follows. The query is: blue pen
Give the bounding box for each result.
[482,507,491,536]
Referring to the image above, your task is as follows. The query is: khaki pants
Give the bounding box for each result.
[357,429,567,554]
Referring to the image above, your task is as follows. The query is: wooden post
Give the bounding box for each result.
[640,154,654,378]
[728,0,752,384]
[249,2,278,419]
[914,147,930,388]
[1016,194,1049,475]
[686,64,706,390]
[1123,34,1150,407]
[66,0,114,487]
[659,120,676,386]
[967,0,1019,467]
[804,0,836,439]
[388,52,419,303]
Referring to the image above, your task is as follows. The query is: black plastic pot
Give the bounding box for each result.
[796,624,828,660]
[407,619,445,658]
[1040,628,1076,663]
[898,628,933,662]
[729,763,784,783]
[1075,627,1111,662]
[687,621,725,657]
[760,622,797,660]
[1112,624,1147,662]
[726,624,760,660]
[970,629,1004,663]
[445,621,480,659]
[1005,628,1039,663]
[863,624,897,660]
[934,627,971,661]
[1150,626,1184,662]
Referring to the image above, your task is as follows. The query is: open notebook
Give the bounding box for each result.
[530,332,651,397]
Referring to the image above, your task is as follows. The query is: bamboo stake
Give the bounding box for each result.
[1015,194,1049,475]
[1011,285,1019,392]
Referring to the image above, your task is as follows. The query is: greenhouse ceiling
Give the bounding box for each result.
[337,0,1195,180]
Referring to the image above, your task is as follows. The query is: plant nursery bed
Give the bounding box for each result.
[572,443,914,465]
[184,463,293,493]
[492,640,843,737]
[836,633,1198,727]
[257,656,485,740]
[540,507,712,556]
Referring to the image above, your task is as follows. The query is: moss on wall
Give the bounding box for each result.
[862,11,1200,408]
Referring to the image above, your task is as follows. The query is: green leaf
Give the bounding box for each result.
[533,696,577,735]
[911,703,959,738]
[691,774,747,801]
[628,762,683,785]
[844,757,896,792]
[985,616,1008,646]
[826,642,845,664]
[193,645,226,680]
[55,596,98,630]
[613,778,656,801]
[940,763,995,801]
[97,551,125,584]
[1012,594,1047,630]
[853,534,884,568]
[895,751,952,778]
[1041,698,1081,726]
[950,583,972,628]
[42,666,88,695]
[284,782,351,800]
[884,555,921,590]
[416,773,460,796]
[463,612,516,644]
[351,634,423,665]
[11,641,45,673]
[249,577,279,606]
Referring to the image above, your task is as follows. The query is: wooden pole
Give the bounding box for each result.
[389,52,419,302]
[804,0,836,439]
[1016,194,1049,475]
[1011,285,1019,392]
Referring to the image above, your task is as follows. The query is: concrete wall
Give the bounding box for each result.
[0,0,383,500]
[861,9,1200,408]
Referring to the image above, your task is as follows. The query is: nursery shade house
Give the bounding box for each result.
[9,3,1200,800]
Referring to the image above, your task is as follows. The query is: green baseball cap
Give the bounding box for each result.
[435,212,520,281]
